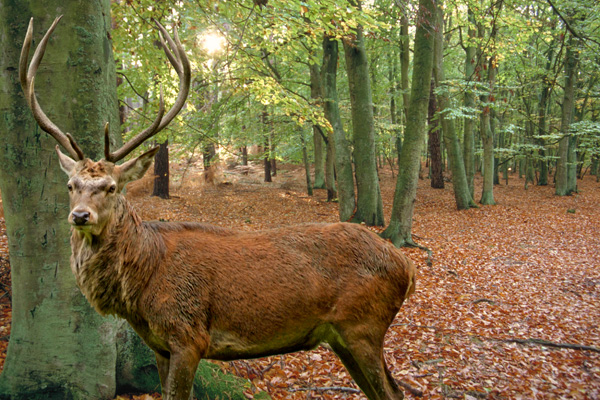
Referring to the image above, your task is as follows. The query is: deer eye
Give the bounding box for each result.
[108,185,116,194]
[67,183,73,192]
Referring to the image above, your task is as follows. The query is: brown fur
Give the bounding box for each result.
[59,150,417,400]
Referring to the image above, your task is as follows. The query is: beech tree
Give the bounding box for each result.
[432,0,476,209]
[322,35,355,220]
[0,3,120,398]
[343,0,385,226]
[381,0,436,247]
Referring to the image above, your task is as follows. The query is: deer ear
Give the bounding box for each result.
[116,146,160,191]
[56,145,77,176]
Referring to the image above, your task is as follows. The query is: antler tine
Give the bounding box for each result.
[106,20,191,163]
[104,122,111,161]
[19,16,84,161]
[104,87,166,162]
[155,21,182,76]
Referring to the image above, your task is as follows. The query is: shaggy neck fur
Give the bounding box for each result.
[70,195,164,317]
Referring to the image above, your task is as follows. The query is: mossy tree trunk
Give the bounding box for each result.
[536,40,556,186]
[463,6,477,199]
[310,61,326,189]
[0,2,120,399]
[381,0,436,247]
[322,35,355,221]
[555,34,579,196]
[343,1,384,226]
[428,79,444,189]
[432,1,476,209]
[479,16,499,206]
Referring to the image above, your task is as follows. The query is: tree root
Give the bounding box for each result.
[398,379,424,397]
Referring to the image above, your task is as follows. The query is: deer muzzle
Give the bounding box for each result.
[71,211,90,226]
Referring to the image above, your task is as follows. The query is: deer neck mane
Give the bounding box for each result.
[70,195,163,317]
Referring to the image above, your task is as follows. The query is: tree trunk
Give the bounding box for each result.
[310,61,326,189]
[555,34,579,196]
[432,1,475,208]
[152,140,170,199]
[382,0,436,247]
[480,107,496,204]
[241,145,248,166]
[342,3,384,226]
[463,6,477,198]
[325,134,337,201]
[428,80,444,189]
[264,141,272,182]
[399,7,410,125]
[0,3,119,398]
[269,127,277,177]
[300,128,313,196]
[536,48,553,186]
[322,35,355,220]
[203,142,216,183]
[480,24,498,205]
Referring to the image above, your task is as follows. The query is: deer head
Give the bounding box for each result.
[56,148,158,236]
[20,16,190,237]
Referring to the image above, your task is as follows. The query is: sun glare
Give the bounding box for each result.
[201,32,226,55]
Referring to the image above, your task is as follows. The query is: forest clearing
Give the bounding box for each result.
[0,163,598,399]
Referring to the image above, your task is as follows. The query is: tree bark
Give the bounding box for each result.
[463,6,477,198]
[0,3,119,398]
[536,41,555,186]
[428,80,444,189]
[300,128,313,196]
[480,14,499,205]
[152,140,170,199]
[433,1,475,208]
[343,3,384,226]
[322,35,355,220]
[555,34,579,196]
[381,0,436,247]
[310,61,326,189]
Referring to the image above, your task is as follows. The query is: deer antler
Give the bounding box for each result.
[20,17,190,164]
[19,16,84,161]
[104,19,191,163]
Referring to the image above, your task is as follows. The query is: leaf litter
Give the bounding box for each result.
[0,163,598,399]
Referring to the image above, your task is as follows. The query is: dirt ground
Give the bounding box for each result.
[0,162,598,399]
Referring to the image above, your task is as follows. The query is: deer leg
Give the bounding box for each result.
[327,326,404,400]
[327,335,381,399]
[163,348,200,400]
[155,352,170,392]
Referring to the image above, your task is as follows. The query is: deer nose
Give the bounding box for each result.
[71,211,90,226]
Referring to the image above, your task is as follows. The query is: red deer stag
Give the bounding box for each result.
[21,17,417,400]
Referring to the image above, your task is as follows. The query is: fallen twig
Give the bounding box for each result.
[498,338,600,353]
[470,298,496,305]
[288,386,361,394]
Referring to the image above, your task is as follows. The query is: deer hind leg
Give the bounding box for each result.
[155,352,170,393]
[163,347,201,400]
[326,325,404,400]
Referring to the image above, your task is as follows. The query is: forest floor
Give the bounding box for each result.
[0,162,598,400]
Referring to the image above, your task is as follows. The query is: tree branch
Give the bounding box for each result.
[545,0,600,47]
